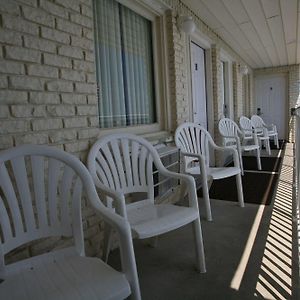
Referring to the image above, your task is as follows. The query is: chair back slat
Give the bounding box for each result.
[0,163,24,238]
[175,123,211,168]
[239,116,253,135]
[110,139,127,189]
[10,156,36,233]
[102,143,122,190]
[138,146,149,187]
[251,115,268,136]
[218,118,240,146]
[31,156,47,229]
[71,178,84,255]
[0,195,13,245]
[48,158,61,227]
[131,140,141,187]
[251,115,264,129]
[0,146,84,257]
[95,152,115,189]
[88,134,154,197]
[60,165,75,232]
[121,139,133,187]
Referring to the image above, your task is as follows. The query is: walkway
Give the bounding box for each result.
[109,143,299,299]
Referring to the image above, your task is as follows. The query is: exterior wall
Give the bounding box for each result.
[165,10,189,132]
[211,45,223,143]
[0,0,102,260]
[254,64,300,142]
[232,63,244,121]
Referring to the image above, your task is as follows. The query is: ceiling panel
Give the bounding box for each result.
[221,0,250,24]
[215,27,259,67]
[183,0,299,68]
[280,0,297,44]
[184,0,223,30]
[225,26,252,50]
[267,15,288,65]
[286,42,297,65]
[265,45,281,66]
[260,0,280,18]
[241,0,274,47]
[201,0,236,28]
[239,22,272,66]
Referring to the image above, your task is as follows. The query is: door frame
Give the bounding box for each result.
[187,30,214,137]
[254,73,288,140]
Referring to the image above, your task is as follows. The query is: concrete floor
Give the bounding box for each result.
[109,143,299,300]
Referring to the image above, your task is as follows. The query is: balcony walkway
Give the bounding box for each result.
[110,143,299,300]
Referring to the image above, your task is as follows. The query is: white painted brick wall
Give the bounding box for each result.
[0,0,102,262]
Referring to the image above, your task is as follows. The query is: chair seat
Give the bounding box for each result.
[186,166,240,180]
[208,167,241,179]
[242,144,259,152]
[0,256,131,300]
[127,203,199,239]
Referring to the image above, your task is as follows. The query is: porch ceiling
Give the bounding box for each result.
[183,0,300,69]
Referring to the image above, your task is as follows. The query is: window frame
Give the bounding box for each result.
[93,0,169,136]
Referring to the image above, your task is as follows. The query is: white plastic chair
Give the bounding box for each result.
[240,116,271,155]
[0,145,141,300]
[218,118,261,175]
[251,115,279,149]
[175,122,244,222]
[88,133,206,273]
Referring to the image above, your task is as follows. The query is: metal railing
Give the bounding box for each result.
[291,107,300,285]
[292,107,300,211]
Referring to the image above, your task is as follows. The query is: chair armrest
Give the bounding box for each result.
[209,141,237,154]
[92,181,127,218]
[85,184,141,300]
[152,152,199,209]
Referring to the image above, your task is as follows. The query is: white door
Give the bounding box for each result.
[191,42,207,128]
[255,75,286,139]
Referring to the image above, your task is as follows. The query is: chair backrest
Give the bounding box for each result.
[218,118,241,146]
[239,116,253,135]
[88,133,161,202]
[251,115,264,128]
[0,145,94,275]
[175,122,211,169]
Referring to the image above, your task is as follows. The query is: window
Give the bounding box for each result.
[93,0,156,128]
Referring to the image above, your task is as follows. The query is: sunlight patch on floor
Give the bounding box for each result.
[230,144,295,299]
[255,143,294,299]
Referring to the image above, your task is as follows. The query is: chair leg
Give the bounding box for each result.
[192,218,206,273]
[235,173,244,207]
[201,175,212,221]
[275,134,279,149]
[265,139,271,155]
[256,148,262,170]
[239,150,244,176]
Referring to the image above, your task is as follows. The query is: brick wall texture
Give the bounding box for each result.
[0,0,102,260]
[1,0,299,262]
